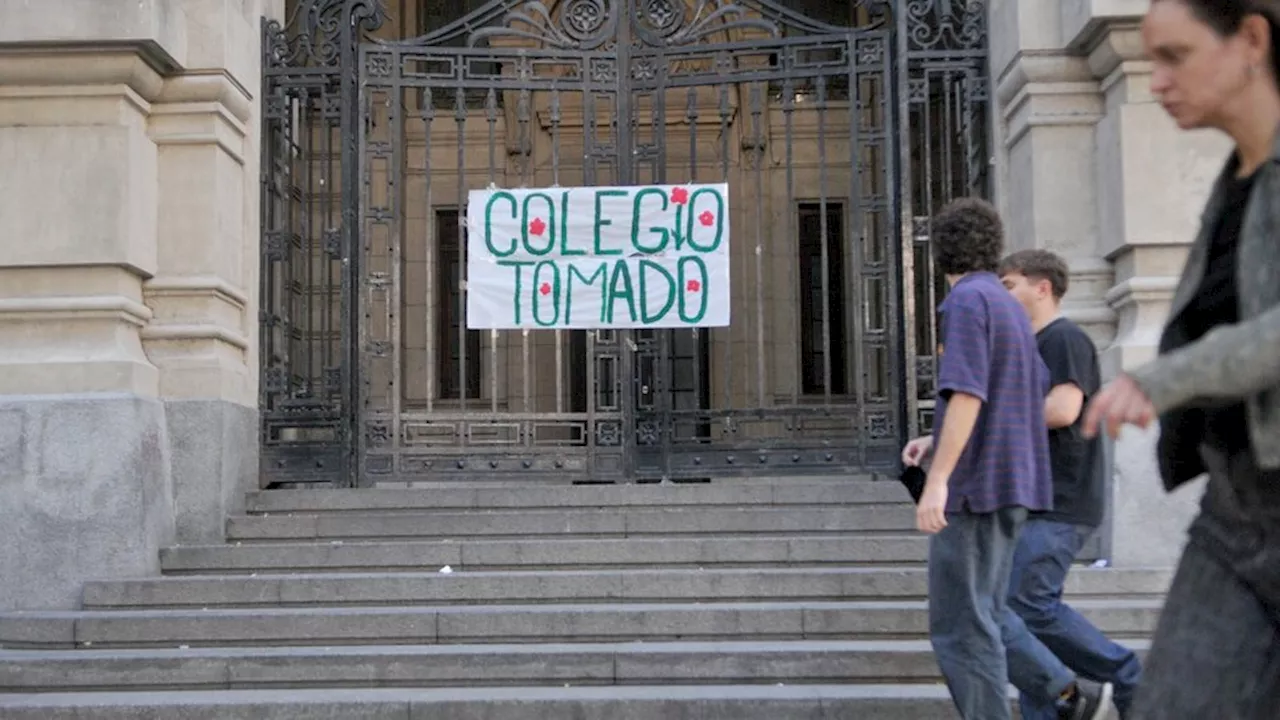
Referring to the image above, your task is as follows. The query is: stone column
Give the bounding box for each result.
[990,0,1113,342]
[988,0,1111,562]
[0,1,181,611]
[0,0,277,610]
[1066,7,1229,567]
[989,0,1229,567]
[144,0,275,544]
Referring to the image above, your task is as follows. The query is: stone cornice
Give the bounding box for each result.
[148,102,248,164]
[1059,1,1149,84]
[997,51,1103,149]
[996,51,1097,110]
[0,44,174,102]
[1103,275,1180,309]
[157,71,253,122]
[140,324,250,351]
[144,276,249,310]
[1061,0,1146,53]
[1085,23,1147,81]
[0,295,154,327]
[0,38,179,75]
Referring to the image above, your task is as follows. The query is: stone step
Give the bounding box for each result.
[0,639,1153,692]
[246,477,895,514]
[226,506,917,542]
[0,599,1160,649]
[0,684,966,719]
[82,567,1173,609]
[160,535,931,574]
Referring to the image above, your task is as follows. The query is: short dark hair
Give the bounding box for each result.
[929,197,1004,276]
[998,249,1070,299]
[1159,0,1280,90]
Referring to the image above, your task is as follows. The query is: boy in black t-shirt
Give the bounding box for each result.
[999,250,1143,720]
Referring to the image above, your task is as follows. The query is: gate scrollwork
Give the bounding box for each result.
[258,0,993,485]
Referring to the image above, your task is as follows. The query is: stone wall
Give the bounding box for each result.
[0,0,282,611]
[988,0,1230,566]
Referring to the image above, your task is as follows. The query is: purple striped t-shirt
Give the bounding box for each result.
[933,272,1053,514]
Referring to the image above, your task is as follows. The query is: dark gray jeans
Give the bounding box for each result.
[929,506,1031,720]
[1130,445,1280,719]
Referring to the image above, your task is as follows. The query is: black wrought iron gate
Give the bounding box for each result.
[259,0,992,487]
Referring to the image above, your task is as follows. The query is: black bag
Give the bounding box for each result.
[898,466,925,504]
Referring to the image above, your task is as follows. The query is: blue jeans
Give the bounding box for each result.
[1011,518,1143,720]
[930,507,1077,719]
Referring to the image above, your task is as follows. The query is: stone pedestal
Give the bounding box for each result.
[0,395,172,611]
[990,0,1230,566]
[0,0,276,610]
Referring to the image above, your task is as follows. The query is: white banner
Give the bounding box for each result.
[465,183,731,329]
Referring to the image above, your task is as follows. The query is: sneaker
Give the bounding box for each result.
[1057,678,1115,720]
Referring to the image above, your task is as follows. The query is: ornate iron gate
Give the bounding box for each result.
[259,0,386,485]
[259,0,992,487]
[896,0,993,439]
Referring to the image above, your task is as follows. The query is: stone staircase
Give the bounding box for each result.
[0,477,1167,718]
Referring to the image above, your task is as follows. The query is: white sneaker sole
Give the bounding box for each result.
[1088,682,1115,720]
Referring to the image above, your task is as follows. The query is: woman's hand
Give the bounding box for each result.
[1083,374,1156,440]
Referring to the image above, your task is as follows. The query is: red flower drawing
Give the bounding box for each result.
[698,210,715,227]
[529,217,547,236]
[686,279,701,292]
[539,282,552,296]
[670,187,689,205]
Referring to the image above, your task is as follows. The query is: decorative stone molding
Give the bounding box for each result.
[1083,22,1146,80]
[996,52,1101,148]
[991,50,1108,334]
[142,275,251,355]
[157,70,252,120]
[1061,0,1149,54]
[0,45,173,397]
[0,294,154,325]
[1101,275,1180,373]
[0,40,179,83]
[141,48,257,403]
[150,71,252,162]
[1062,255,1118,347]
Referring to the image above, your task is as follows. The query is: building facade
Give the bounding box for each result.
[0,0,1218,611]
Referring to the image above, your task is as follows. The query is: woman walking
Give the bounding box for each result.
[1084,1,1280,717]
